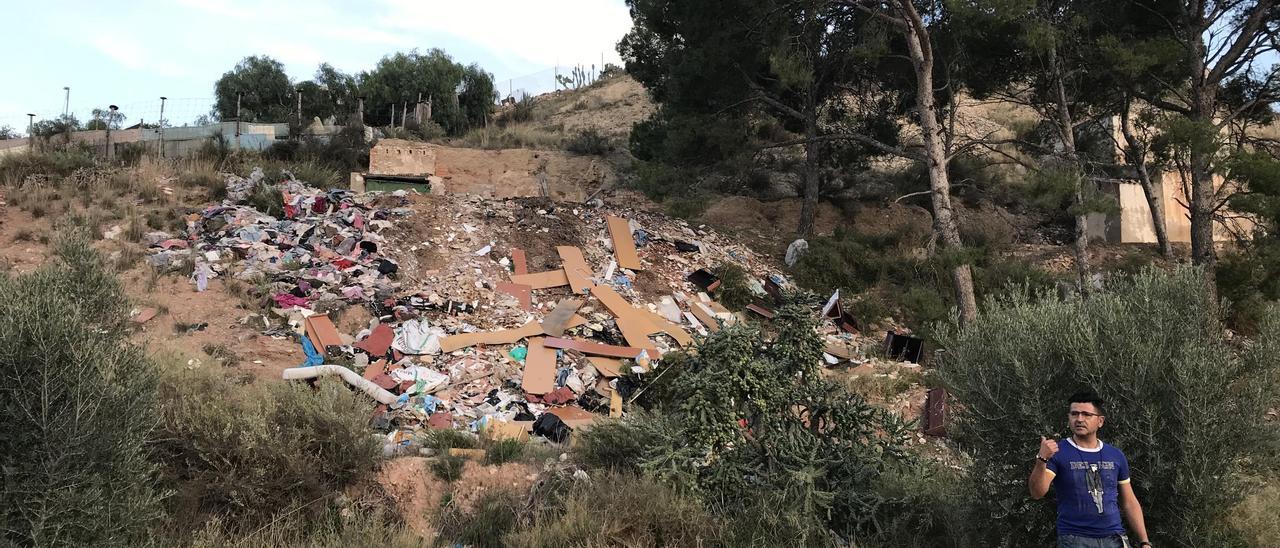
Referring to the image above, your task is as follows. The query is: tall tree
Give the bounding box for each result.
[214,55,294,122]
[624,0,981,323]
[358,49,495,135]
[1123,0,1278,295]
[296,63,359,124]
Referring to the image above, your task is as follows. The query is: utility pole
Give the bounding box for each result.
[105,105,118,160]
[401,101,407,128]
[357,96,365,125]
[296,87,303,127]
[26,113,35,150]
[235,92,242,151]
[390,104,395,130]
[62,87,69,117]
[158,96,167,158]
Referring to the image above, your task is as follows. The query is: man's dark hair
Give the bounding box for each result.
[1068,391,1105,414]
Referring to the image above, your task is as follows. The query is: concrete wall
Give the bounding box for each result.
[369,139,437,176]
[1088,171,1254,244]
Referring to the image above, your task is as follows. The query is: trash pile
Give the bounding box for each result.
[149,170,922,454]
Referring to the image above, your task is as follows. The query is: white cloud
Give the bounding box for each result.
[372,0,633,71]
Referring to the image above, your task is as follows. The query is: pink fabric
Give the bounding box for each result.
[272,293,310,308]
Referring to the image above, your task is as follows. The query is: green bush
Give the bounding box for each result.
[436,490,523,548]
[563,128,611,155]
[505,472,727,547]
[0,227,165,546]
[153,366,380,533]
[0,148,95,186]
[711,261,754,310]
[247,181,284,217]
[935,266,1280,546]
[576,302,913,541]
[181,507,421,548]
[483,439,525,465]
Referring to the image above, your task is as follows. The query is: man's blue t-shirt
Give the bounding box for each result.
[1046,439,1130,537]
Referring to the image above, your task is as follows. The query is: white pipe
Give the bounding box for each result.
[282,364,396,405]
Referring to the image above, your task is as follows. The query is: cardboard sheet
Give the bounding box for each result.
[510,269,569,289]
[541,298,584,337]
[606,215,643,270]
[587,357,624,377]
[305,314,345,356]
[543,337,646,358]
[495,282,533,311]
[557,245,595,293]
[548,405,598,428]
[689,301,722,333]
[522,337,557,394]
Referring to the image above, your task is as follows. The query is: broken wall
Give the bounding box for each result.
[369,140,613,201]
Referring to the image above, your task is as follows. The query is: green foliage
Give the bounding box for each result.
[214,56,294,122]
[483,439,525,465]
[0,124,17,139]
[457,124,563,150]
[0,227,165,546]
[503,472,727,547]
[247,179,284,217]
[935,267,1280,546]
[500,93,537,126]
[0,148,95,186]
[153,367,380,533]
[563,127,611,155]
[29,114,82,139]
[1219,151,1280,331]
[711,261,754,310]
[181,506,421,548]
[436,490,523,548]
[431,457,466,482]
[359,49,495,135]
[578,302,912,540]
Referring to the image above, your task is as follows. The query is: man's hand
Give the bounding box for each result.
[1037,436,1059,461]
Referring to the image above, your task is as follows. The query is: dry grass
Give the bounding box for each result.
[457,124,564,150]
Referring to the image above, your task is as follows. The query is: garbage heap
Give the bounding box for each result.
[148,170,909,452]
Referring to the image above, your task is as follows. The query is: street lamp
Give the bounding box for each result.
[26,113,35,149]
[159,97,168,158]
[62,87,69,117]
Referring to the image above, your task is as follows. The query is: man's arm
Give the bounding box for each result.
[1029,459,1054,499]
[1118,482,1149,544]
[1028,437,1058,499]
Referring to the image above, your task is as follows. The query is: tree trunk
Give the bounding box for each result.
[798,95,820,238]
[1049,47,1091,297]
[1120,99,1172,257]
[898,0,978,326]
[1187,34,1219,303]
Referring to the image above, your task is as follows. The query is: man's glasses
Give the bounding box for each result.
[1068,411,1102,418]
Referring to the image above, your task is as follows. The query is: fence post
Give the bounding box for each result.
[106,105,118,161]
[159,96,167,159]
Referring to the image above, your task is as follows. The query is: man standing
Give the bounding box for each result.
[1029,391,1151,548]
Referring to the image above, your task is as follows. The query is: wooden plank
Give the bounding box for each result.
[522,337,557,394]
[510,269,568,289]
[541,298,584,337]
[304,314,344,356]
[689,302,722,333]
[511,248,528,276]
[542,337,646,358]
[609,389,623,418]
[640,309,693,347]
[557,245,595,293]
[606,215,643,270]
[440,321,542,352]
[587,357,624,377]
[440,316,588,352]
[616,313,656,349]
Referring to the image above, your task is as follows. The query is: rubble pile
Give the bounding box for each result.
[147,171,914,454]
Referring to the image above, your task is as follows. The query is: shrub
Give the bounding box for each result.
[153,366,380,533]
[563,128,611,155]
[431,457,466,482]
[436,490,523,548]
[711,260,754,310]
[505,472,727,547]
[483,439,525,465]
[578,301,913,541]
[247,181,284,217]
[457,124,563,150]
[0,227,165,546]
[0,148,95,186]
[935,266,1280,546]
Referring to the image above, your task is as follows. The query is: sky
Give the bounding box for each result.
[0,0,634,131]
